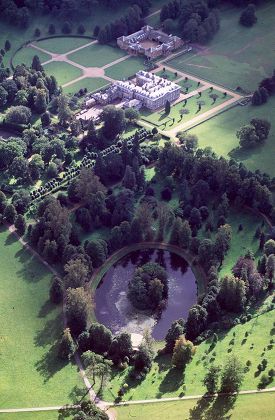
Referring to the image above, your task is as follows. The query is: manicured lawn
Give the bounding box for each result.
[35,37,91,54]
[105,56,146,80]
[178,78,201,93]
[155,69,180,81]
[141,89,230,130]
[100,309,275,401]
[63,77,108,94]
[0,228,84,408]
[191,96,275,178]
[115,392,275,420]
[68,43,127,68]
[13,46,51,67]
[0,412,62,420]
[43,61,82,85]
[220,208,265,277]
[166,2,275,91]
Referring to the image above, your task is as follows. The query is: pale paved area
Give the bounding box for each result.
[30,39,131,88]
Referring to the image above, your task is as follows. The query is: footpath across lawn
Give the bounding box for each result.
[0,228,84,408]
[115,392,275,420]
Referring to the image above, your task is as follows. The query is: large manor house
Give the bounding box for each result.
[92,71,181,111]
[117,25,183,59]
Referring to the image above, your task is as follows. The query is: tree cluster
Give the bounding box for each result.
[128,262,168,310]
[160,0,220,44]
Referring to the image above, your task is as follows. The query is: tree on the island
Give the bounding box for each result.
[220,355,244,393]
[4,203,17,224]
[4,40,11,51]
[203,365,220,394]
[14,214,26,236]
[165,100,171,114]
[172,335,196,369]
[58,328,76,360]
[49,276,64,304]
[128,262,168,310]
[240,4,257,27]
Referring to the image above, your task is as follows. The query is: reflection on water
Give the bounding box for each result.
[95,249,197,339]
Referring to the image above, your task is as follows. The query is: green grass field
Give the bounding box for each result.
[155,69,180,81]
[100,309,274,402]
[43,61,82,86]
[63,77,108,94]
[35,37,92,54]
[0,412,62,420]
[68,43,127,68]
[166,2,275,92]
[178,78,201,93]
[191,96,275,178]
[115,392,275,420]
[13,46,51,67]
[105,56,146,80]
[0,228,84,408]
[141,89,230,130]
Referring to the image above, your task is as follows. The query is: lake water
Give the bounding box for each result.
[95,249,197,340]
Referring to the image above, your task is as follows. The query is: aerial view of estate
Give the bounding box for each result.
[0,0,274,419]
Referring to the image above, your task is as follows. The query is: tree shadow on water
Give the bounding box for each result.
[35,340,67,382]
[158,367,184,395]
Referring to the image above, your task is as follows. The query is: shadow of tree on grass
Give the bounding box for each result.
[158,367,184,395]
[189,394,237,420]
[38,299,56,318]
[35,340,67,382]
[34,312,63,347]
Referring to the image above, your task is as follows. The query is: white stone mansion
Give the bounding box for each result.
[117,70,181,110]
